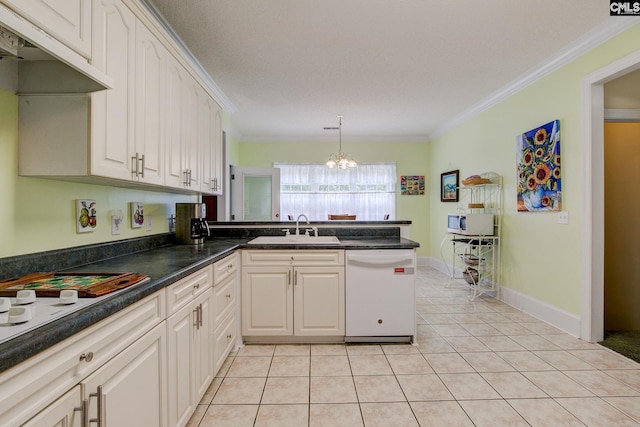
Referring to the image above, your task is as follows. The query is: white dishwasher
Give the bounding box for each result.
[345,249,416,342]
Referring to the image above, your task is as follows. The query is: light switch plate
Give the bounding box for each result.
[557,211,569,224]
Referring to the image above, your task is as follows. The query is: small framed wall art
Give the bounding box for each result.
[440,170,459,202]
[131,202,144,228]
[400,175,425,195]
[76,199,97,233]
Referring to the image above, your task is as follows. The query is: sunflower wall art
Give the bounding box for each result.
[516,120,561,212]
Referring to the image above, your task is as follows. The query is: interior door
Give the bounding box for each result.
[230,166,280,221]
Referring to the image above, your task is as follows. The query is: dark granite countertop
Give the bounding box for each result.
[0,234,418,373]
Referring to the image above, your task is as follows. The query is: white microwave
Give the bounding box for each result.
[447,213,494,236]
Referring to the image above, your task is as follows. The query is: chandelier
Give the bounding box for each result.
[325,115,357,169]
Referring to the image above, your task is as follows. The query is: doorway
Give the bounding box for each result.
[603,121,640,332]
[582,49,640,342]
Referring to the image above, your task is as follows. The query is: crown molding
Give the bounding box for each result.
[137,0,237,114]
[428,18,640,140]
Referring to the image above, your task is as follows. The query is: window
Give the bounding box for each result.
[275,163,396,221]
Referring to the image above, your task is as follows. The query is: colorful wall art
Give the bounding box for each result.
[76,199,97,233]
[400,175,425,195]
[130,202,144,228]
[516,120,561,212]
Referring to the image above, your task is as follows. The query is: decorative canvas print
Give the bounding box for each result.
[400,175,425,195]
[516,120,561,212]
[76,199,97,233]
[131,202,144,228]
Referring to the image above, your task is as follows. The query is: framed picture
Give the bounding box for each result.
[440,170,459,202]
[130,202,144,228]
[516,120,561,212]
[400,175,425,195]
[76,199,97,233]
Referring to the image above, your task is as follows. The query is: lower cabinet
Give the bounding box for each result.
[81,322,167,427]
[166,285,214,427]
[3,259,239,427]
[241,250,345,338]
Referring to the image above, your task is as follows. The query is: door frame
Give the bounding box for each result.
[230,165,281,221]
[581,48,640,342]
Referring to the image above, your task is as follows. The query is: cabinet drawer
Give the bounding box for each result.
[213,252,238,286]
[0,291,164,427]
[166,267,212,315]
[213,273,237,326]
[242,250,344,266]
[213,310,237,375]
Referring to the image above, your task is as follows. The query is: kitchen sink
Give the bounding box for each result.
[248,235,340,245]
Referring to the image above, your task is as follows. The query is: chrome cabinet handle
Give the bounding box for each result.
[287,270,291,286]
[75,399,88,427]
[140,154,145,178]
[193,307,199,329]
[131,153,139,177]
[89,386,103,426]
[194,283,200,290]
[226,333,232,340]
[199,304,203,328]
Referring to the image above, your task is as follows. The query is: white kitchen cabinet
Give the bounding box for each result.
[90,0,136,181]
[164,55,203,191]
[164,53,186,189]
[200,92,224,195]
[0,292,165,427]
[3,0,91,58]
[212,253,239,372]
[21,386,82,427]
[82,322,167,427]
[166,268,214,427]
[133,19,165,185]
[241,250,345,338]
[183,78,201,189]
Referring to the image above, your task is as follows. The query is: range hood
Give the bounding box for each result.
[0,5,113,93]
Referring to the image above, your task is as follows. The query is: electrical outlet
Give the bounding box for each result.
[557,211,569,224]
[146,215,153,231]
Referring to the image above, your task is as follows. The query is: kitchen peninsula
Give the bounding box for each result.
[0,222,418,426]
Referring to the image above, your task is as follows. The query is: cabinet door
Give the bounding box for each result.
[166,300,195,427]
[82,322,167,427]
[294,267,345,336]
[5,0,91,57]
[134,20,164,185]
[91,0,135,180]
[193,289,214,404]
[182,78,200,189]
[164,54,185,189]
[241,266,292,336]
[22,385,82,427]
[199,93,216,194]
[212,108,224,195]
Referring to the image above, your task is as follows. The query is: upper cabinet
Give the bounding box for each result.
[133,20,165,186]
[3,0,92,58]
[201,91,224,195]
[16,0,225,195]
[90,0,136,181]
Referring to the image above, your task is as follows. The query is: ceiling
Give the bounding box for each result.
[144,1,628,142]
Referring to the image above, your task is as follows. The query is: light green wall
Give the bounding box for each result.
[235,140,430,255]
[0,89,196,258]
[429,23,640,315]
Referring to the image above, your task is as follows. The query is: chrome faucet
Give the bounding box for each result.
[295,214,309,235]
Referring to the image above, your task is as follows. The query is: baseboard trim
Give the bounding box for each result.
[422,256,581,337]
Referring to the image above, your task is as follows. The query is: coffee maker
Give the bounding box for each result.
[175,203,210,245]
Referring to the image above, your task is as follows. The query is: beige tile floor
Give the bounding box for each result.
[187,266,640,426]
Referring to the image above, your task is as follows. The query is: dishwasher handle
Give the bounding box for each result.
[346,252,414,267]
